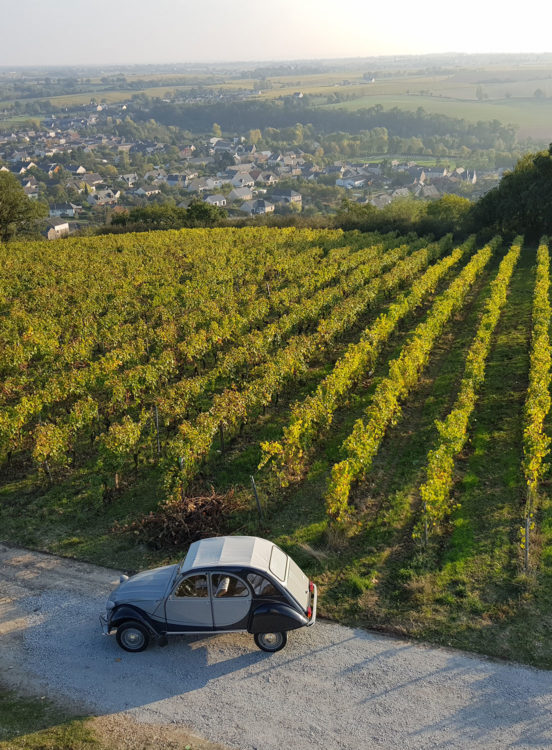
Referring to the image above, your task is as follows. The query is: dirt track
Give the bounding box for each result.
[2,542,552,749]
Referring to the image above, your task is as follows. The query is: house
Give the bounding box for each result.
[336,176,366,189]
[271,189,302,205]
[187,177,211,193]
[228,187,253,202]
[231,173,255,189]
[49,203,76,218]
[204,194,227,207]
[88,189,120,206]
[414,183,440,199]
[46,220,70,240]
[80,173,103,189]
[254,171,278,186]
[213,140,236,153]
[67,164,87,176]
[121,173,138,187]
[10,161,37,175]
[424,166,448,179]
[364,164,383,176]
[132,187,161,198]
[370,194,392,209]
[300,166,321,181]
[167,173,187,187]
[224,164,256,177]
[240,199,275,215]
[390,187,411,199]
[267,153,284,166]
[21,176,38,190]
[23,186,39,200]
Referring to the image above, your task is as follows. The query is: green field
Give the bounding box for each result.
[325,93,552,139]
[1,228,552,668]
[3,62,552,140]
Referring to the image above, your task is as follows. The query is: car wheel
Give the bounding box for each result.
[254,631,287,652]
[116,621,150,652]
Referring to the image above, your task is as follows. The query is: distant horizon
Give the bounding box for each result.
[1,0,551,67]
[2,51,552,72]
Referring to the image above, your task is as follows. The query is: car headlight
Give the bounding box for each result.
[106,600,116,610]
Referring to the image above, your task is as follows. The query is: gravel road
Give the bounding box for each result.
[2,542,552,749]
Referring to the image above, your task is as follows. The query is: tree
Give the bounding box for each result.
[0,172,47,242]
[472,147,552,237]
[212,123,222,138]
[248,129,262,145]
[185,199,227,227]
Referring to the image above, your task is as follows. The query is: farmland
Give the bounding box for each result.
[3,58,552,140]
[1,227,552,667]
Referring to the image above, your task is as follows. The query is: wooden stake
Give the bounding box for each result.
[250,475,263,520]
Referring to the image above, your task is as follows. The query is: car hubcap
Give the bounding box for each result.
[262,633,281,648]
[122,628,144,649]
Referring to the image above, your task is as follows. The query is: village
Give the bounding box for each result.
[0,100,505,238]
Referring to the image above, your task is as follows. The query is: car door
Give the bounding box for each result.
[164,573,213,631]
[210,572,251,629]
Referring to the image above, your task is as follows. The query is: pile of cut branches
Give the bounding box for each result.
[114,487,238,548]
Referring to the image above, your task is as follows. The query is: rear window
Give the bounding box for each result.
[269,545,288,581]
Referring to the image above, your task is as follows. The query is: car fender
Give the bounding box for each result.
[109,604,164,636]
[248,602,308,634]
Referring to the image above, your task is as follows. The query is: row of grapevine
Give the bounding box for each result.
[13,236,417,469]
[260,237,474,486]
[414,237,522,540]
[1,231,389,460]
[1,227,363,387]
[325,237,501,524]
[161,237,453,497]
[521,239,552,564]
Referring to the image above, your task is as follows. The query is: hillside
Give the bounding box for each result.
[1,226,552,667]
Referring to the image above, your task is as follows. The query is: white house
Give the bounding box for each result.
[204,194,227,207]
[240,199,275,215]
[46,221,70,240]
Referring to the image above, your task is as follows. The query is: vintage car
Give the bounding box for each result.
[100,535,317,653]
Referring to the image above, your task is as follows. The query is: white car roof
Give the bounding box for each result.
[181,536,281,575]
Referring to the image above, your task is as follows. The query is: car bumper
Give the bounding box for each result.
[99,614,111,635]
[306,584,317,627]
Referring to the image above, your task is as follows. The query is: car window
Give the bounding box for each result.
[247,573,279,596]
[269,545,288,581]
[175,574,208,598]
[212,573,248,598]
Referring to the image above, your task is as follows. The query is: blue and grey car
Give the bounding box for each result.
[100,536,317,653]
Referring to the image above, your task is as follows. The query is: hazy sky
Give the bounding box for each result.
[1,0,551,66]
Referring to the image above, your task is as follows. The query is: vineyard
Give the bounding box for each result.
[2,226,552,667]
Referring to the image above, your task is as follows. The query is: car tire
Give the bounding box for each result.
[254,631,287,652]
[116,621,150,652]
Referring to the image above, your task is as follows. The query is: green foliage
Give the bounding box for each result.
[336,194,473,237]
[415,237,522,537]
[261,234,464,484]
[521,239,552,558]
[325,238,499,523]
[0,171,47,241]
[111,199,227,231]
[473,146,552,237]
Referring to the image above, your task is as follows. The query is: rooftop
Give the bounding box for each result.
[181,536,281,575]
